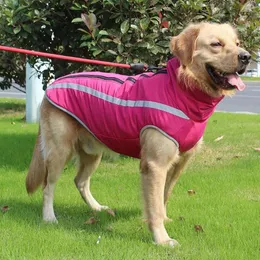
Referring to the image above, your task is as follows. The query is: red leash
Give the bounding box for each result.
[0,45,147,72]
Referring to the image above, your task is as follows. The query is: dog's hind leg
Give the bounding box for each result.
[43,153,68,223]
[74,150,108,211]
[40,98,76,222]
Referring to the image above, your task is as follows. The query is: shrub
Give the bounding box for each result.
[0,0,259,89]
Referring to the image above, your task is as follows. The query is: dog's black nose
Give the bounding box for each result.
[238,51,251,65]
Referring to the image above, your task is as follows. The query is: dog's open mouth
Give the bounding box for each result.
[206,64,246,91]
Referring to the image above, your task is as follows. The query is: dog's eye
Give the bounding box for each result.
[236,42,240,46]
[210,42,222,47]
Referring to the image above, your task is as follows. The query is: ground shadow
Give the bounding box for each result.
[2,198,144,242]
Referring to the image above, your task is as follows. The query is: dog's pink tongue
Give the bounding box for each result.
[226,74,246,91]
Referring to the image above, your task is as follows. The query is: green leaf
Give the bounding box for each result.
[161,28,168,33]
[42,20,51,25]
[120,20,130,34]
[140,17,150,31]
[137,42,150,48]
[101,38,113,42]
[151,17,161,25]
[157,41,169,47]
[99,30,109,36]
[149,0,160,6]
[77,28,90,34]
[117,44,124,54]
[22,24,32,33]
[72,17,83,23]
[107,50,117,56]
[81,34,91,41]
[130,24,138,30]
[113,38,121,44]
[13,26,21,34]
[79,42,89,48]
[70,6,81,11]
[13,6,29,15]
[93,49,102,56]
[116,55,124,62]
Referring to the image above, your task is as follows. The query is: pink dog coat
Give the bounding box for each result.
[46,58,224,158]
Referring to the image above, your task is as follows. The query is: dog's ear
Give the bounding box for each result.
[170,24,200,66]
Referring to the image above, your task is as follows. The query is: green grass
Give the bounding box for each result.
[1,98,260,259]
[241,76,260,81]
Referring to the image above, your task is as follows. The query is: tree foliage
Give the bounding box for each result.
[0,0,259,90]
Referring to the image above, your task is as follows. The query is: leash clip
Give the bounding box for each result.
[146,65,165,72]
[130,63,165,73]
[130,63,146,73]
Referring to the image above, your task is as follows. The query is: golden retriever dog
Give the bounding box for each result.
[26,22,250,247]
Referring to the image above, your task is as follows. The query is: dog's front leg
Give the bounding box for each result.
[164,138,203,221]
[140,128,179,246]
[164,151,193,221]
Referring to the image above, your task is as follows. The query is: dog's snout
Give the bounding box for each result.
[238,51,251,65]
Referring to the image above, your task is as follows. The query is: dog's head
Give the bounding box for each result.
[170,22,251,97]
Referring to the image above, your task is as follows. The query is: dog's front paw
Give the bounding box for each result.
[43,216,58,223]
[155,239,180,247]
[168,239,180,247]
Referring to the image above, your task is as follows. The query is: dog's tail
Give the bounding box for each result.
[26,128,47,194]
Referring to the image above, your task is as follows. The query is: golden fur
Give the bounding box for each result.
[26,22,250,246]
